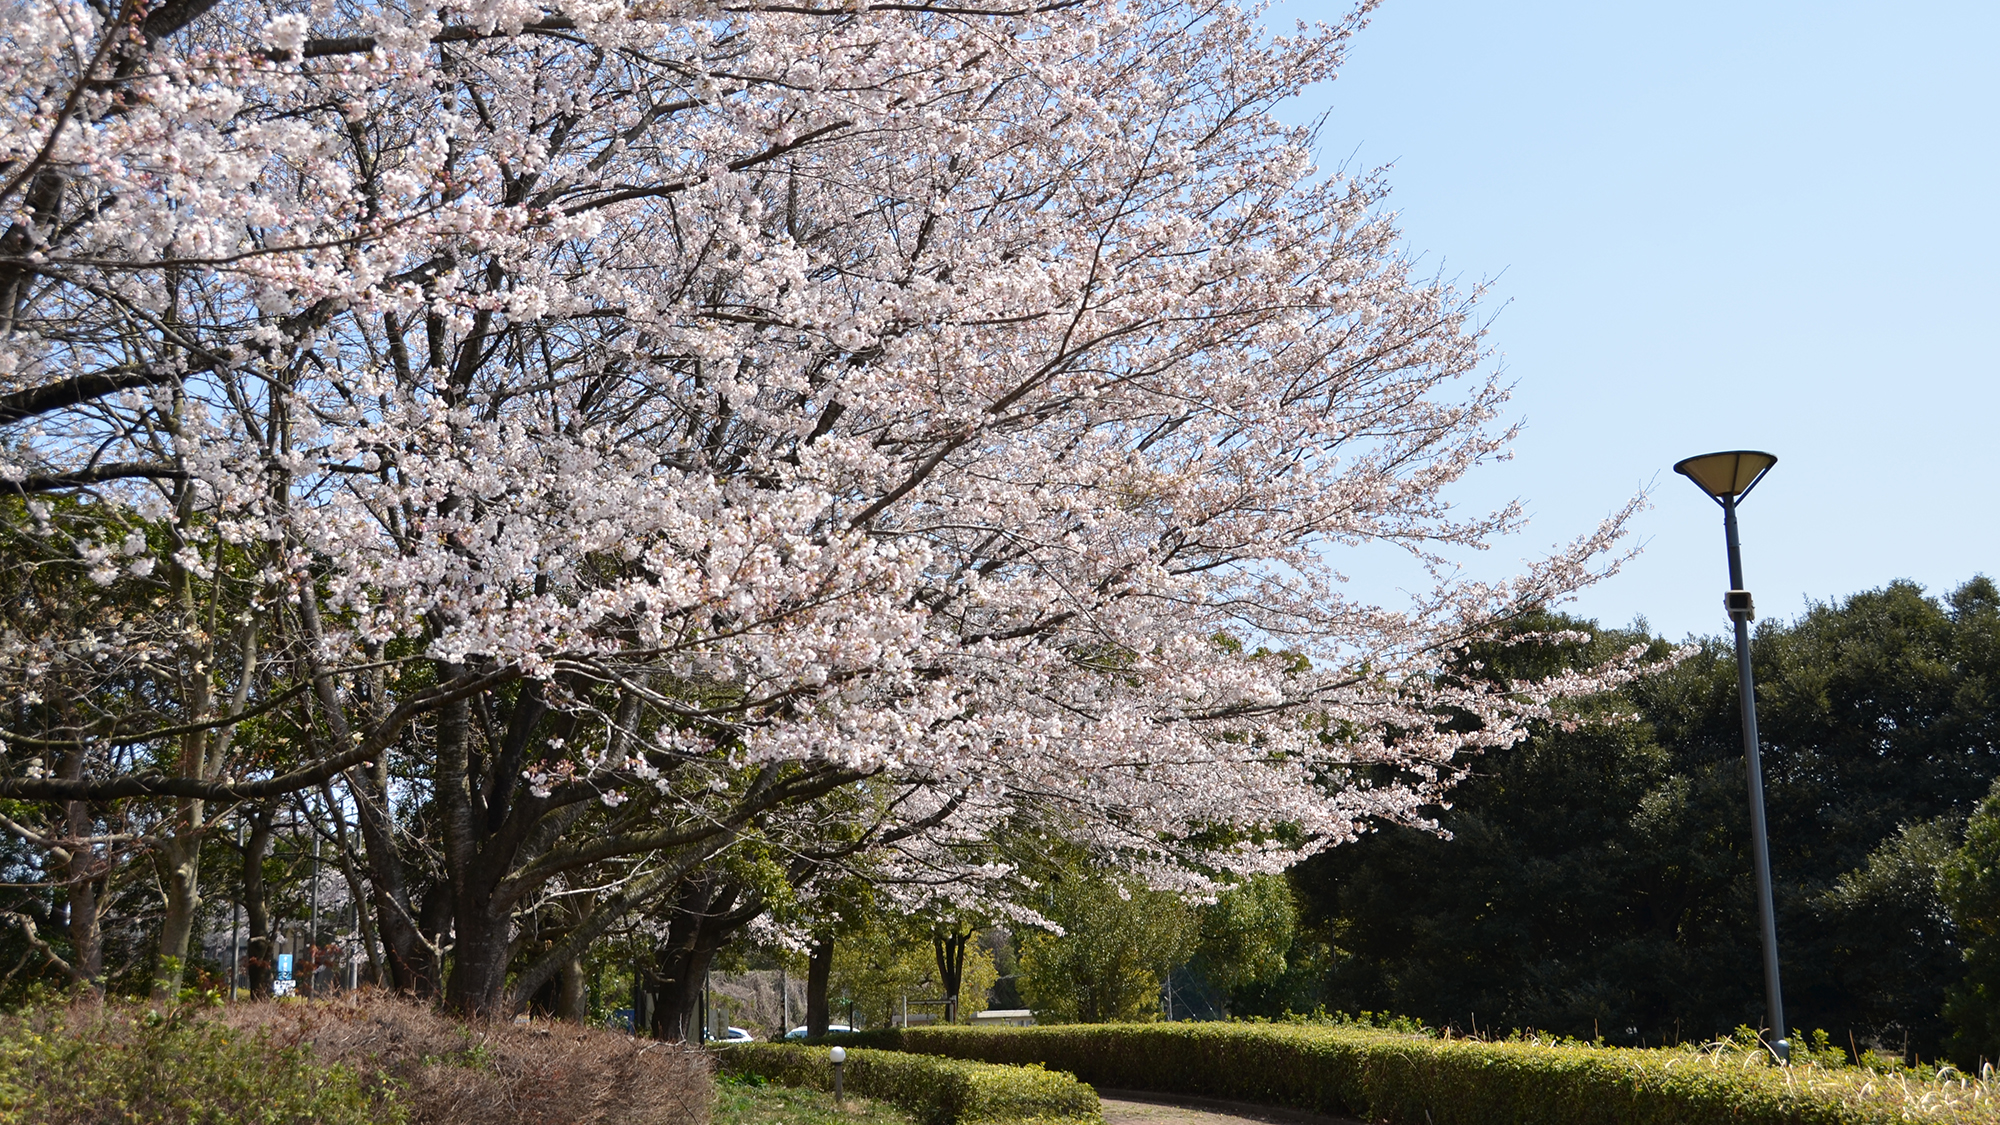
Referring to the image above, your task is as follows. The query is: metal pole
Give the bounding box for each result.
[1723,494,1788,1063]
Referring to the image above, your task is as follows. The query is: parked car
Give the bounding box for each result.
[782,1024,855,1040]
[715,1026,756,1043]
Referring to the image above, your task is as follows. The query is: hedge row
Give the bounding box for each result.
[714,1043,1101,1125]
[832,1023,1998,1125]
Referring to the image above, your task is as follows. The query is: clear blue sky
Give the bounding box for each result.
[1268,0,2000,640]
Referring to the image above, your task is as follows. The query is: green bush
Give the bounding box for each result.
[853,1023,2000,1125]
[714,1043,1099,1125]
[0,1004,395,1125]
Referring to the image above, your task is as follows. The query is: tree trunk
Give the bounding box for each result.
[63,865,101,989]
[446,906,513,1019]
[61,747,102,990]
[348,763,441,996]
[151,806,204,1000]
[550,894,596,1022]
[647,941,717,1042]
[644,880,738,1041]
[557,958,589,1023]
[241,803,277,997]
[806,932,834,1037]
[320,783,385,986]
[934,930,970,1023]
[153,513,214,1003]
[436,685,513,1018]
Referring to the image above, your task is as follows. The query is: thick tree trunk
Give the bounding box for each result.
[445,906,513,1018]
[436,685,513,1018]
[241,804,277,997]
[549,895,596,1022]
[557,958,589,1023]
[638,878,763,1041]
[806,933,834,1037]
[64,867,101,989]
[647,941,717,1042]
[151,821,202,1000]
[61,747,102,990]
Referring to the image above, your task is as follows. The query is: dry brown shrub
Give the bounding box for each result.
[218,993,711,1125]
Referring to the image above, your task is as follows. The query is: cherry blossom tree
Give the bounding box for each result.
[0,0,1643,1011]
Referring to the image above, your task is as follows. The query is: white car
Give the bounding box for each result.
[782,1024,855,1040]
[715,1026,756,1043]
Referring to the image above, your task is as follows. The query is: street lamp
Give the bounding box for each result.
[1673,449,1788,1064]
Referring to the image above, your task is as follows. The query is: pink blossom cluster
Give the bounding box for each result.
[0,0,1649,928]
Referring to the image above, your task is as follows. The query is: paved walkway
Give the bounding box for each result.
[1098,1090,1362,1125]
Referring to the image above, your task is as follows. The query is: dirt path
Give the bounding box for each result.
[1097,1090,1363,1125]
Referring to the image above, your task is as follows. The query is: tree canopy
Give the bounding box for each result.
[0,0,1637,1017]
[1293,579,2000,1059]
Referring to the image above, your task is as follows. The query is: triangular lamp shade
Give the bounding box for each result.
[1674,450,1777,500]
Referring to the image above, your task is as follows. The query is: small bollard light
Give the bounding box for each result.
[829,1046,847,1106]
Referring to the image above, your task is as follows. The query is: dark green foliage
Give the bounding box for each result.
[713,1043,1099,1125]
[1294,580,2000,1056]
[0,1004,396,1125]
[1943,778,2000,1067]
[854,1023,1981,1125]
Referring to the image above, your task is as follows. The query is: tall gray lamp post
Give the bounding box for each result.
[1674,449,1788,1064]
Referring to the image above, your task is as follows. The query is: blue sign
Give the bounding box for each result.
[276,953,293,981]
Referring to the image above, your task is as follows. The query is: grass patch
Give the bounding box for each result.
[717,1071,920,1125]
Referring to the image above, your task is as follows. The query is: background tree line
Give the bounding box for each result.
[1172,577,2000,1065]
[790,577,2000,1067]
[10,571,2000,1069]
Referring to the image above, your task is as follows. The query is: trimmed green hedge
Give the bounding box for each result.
[715,1043,1100,1125]
[837,1023,1997,1125]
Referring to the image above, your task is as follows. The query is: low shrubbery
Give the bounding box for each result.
[0,1002,392,1124]
[0,996,711,1125]
[843,1022,2000,1125]
[715,1042,1099,1125]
